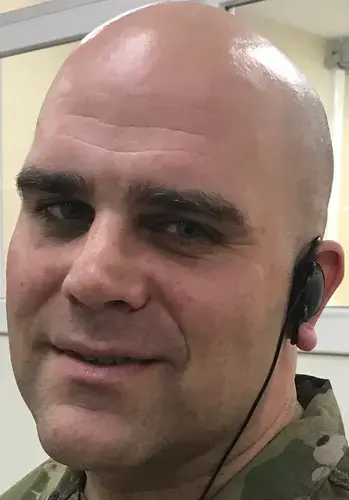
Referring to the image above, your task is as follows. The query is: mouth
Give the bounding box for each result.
[63,350,156,367]
[50,341,163,383]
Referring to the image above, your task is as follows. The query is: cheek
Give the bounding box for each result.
[156,256,288,390]
[6,230,70,399]
[6,230,65,320]
[152,258,283,429]
[164,260,270,355]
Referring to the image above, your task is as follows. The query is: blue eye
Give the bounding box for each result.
[166,221,207,240]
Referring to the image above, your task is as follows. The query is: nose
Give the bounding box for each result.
[62,220,149,311]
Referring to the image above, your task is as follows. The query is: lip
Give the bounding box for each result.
[51,348,161,384]
[52,339,159,363]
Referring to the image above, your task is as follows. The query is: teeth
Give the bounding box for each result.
[82,356,135,366]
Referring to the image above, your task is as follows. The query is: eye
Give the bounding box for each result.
[45,202,91,222]
[34,200,94,237]
[141,214,224,253]
[166,221,208,241]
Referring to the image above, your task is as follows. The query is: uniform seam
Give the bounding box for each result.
[302,464,339,498]
[329,467,349,490]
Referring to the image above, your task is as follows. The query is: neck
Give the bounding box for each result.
[84,354,298,500]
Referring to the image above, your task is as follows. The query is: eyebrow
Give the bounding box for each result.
[16,165,90,198]
[127,182,253,234]
[16,166,253,234]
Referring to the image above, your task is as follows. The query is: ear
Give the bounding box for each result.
[297,240,344,352]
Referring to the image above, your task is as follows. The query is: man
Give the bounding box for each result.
[2,1,348,499]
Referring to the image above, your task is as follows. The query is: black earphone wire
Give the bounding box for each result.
[197,321,286,500]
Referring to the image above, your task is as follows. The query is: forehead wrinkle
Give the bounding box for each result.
[51,114,214,149]
[38,131,218,162]
[40,86,234,144]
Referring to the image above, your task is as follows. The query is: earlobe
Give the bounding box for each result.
[297,322,317,352]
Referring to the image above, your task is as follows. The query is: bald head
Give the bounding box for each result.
[39,0,332,250]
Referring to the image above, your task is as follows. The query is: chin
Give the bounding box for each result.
[34,404,145,471]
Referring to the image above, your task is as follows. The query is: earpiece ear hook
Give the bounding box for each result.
[287,236,324,346]
[309,237,322,256]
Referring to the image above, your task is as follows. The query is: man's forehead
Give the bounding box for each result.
[39,1,303,160]
[33,84,273,202]
[31,1,315,245]
[33,65,289,231]
[44,4,266,122]
[39,48,274,159]
[49,38,253,117]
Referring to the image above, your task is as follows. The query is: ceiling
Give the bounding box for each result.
[237,0,349,38]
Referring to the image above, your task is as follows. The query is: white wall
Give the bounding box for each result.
[0,337,47,493]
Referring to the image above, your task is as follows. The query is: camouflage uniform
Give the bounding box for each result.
[2,375,349,500]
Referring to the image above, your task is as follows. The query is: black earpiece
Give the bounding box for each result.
[286,237,325,345]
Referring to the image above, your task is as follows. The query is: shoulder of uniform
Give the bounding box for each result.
[0,460,68,500]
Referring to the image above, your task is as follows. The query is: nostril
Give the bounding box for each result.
[105,300,134,312]
[67,294,84,308]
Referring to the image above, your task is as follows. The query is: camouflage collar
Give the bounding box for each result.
[214,376,348,500]
[47,469,84,500]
